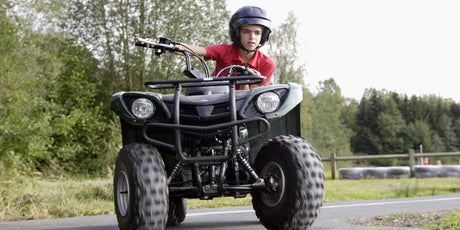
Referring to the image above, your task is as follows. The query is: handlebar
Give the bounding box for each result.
[144,76,266,90]
[135,37,210,79]
[135,37,181,55]
[135,37,266,84]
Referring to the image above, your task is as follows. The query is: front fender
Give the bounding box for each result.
[239,83,303,119]
[265,83,302,119]
[110,91,170,125]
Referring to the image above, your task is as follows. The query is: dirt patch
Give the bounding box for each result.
[352,210,454,229]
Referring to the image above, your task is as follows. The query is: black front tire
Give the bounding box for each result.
[252,135,325,230]
[114,143,168,230]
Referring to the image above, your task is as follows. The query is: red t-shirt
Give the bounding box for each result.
[204,43,275,86]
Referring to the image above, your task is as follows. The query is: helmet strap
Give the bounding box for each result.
[237,42,261,53]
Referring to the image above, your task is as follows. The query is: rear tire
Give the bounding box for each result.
[252,135,325,229]
[167,197,187,226]
[114,143,168,230]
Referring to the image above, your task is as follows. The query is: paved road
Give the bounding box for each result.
[1,194,459,230]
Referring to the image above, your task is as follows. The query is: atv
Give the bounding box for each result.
[111,37,325,229]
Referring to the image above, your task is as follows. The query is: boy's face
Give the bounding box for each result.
[240,25,263,51]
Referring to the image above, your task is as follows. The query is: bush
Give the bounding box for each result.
[0,30,120,177]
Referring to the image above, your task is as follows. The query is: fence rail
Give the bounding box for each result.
[321,151,460,179]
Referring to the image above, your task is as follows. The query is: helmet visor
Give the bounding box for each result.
[233,17,271,32]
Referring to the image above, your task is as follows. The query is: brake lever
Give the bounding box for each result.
[233,65,258,76]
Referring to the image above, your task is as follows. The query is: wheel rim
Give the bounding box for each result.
[116,170,130,216]
[260,161,285,207]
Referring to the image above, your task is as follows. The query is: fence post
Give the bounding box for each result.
[409,149,415,177]
[331,153,337,180]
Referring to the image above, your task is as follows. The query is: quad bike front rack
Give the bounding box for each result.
[142,76,271,198]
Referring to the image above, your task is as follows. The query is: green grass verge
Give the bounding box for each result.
[0,176,113,221]
[359,209,460,229]
[324,177,460,202]
[430,209,460,229]
[1,176,459,221]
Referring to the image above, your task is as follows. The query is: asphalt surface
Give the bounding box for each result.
[1,194,459,230]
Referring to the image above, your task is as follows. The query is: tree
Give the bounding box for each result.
[0,11,63,174]
[341,98,358,137]
[436,114,458,151]
[308,79,352,157]
[46,37,117,175]
[376,109,407,154]
[1,3,118,175]
[62,0,229,93]
[267,11,305,85]
[407,120,434,152]
[300,88,314,139]
[454,117,460,150]
[352,89,408,155]
[352,89,382,154]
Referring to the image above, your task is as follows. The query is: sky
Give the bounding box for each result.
[227,0,460,102]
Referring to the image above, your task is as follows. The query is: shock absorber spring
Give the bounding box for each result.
[167,161,183,185]
[237,154,261,183]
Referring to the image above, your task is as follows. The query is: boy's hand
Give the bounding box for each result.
[247,68,261,76]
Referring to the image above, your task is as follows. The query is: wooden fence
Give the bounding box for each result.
[321,151,460,179]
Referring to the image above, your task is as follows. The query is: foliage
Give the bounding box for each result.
[0,14,57,174]
[430,209,460,230]
[0,176,113,220]
[300,88,314,138]
[45,37,118,174]
[268,11,306,85]
[1,0,460,177]
[0,12,118,176]
[61,0,229,93]
[352,89,460,158]
[307,79,353,158]
[1,0,230,176]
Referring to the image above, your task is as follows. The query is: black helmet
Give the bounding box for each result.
[229,6,271,51]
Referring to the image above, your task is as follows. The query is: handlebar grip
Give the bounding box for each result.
[135,40,148,47]
[134,37,180,51]
[135,37,166,56]
[135,37,155,47]
[135,37,188,59]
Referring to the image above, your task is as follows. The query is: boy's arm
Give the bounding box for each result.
[176,44,207,57]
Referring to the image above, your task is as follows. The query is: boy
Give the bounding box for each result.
[178,6,275,89]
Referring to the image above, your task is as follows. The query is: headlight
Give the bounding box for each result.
[131,98,155,119]
[255,92,281,113]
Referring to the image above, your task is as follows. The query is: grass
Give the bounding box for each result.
[324,177,460,202]
[356,210,460,229]
[1,175,459,222]
[430,209,460,229]
[0,175,113,221]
